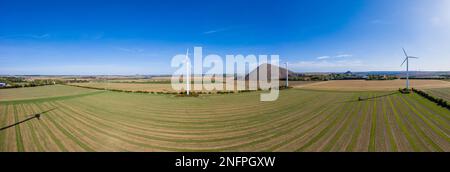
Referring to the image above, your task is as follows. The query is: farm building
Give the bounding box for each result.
[0,82,6,87]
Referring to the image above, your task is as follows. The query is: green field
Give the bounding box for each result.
[424,88,450,102]
[0,85,101,101]
[0,85,449,152]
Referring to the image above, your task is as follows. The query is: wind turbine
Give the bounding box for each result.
[401,48,419,90]
[185,49,190,95]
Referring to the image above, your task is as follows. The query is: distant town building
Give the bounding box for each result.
[0,83,6,87]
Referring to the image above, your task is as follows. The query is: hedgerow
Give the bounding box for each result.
[412,88,450,110]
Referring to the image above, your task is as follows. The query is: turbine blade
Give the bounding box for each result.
[408,56,419,59]
[402,48,408,57]
[401,58,407,66]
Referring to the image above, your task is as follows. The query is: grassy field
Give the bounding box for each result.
[0,85,101,101]
[424,88,450,102]
[297,79,450,91]
[0,85,448,152]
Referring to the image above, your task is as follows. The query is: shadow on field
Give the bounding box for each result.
[339,92,398,103]
[0,108,57,131]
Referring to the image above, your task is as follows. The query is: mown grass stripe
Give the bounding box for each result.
[44,102,127,151]
[29,103,68,152]
[254,95,346,151]
[369,96,377,152]
[387,95,420,151]
[264,102,343,151]
[44,102,186,151]
[0,105,8,151]
[345,97,370,151]
[54,97,332,150]
[70,91,323,127]
[223,94,346,152]
[59,91,326,138]
[392,95,434,151]
[382,99,398,151]
[35,103,95,152]
[44,101,128,151]
[19,104,44,152]
[398,95,445,151]
[296,94,359,151]
[323,99,363,151]
[408,94,450,133]
[12,105,24,152]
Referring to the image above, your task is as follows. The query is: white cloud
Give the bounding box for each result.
[316,56,330,60]
[335,54,353,58]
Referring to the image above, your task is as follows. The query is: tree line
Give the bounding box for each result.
[0,77,65,89]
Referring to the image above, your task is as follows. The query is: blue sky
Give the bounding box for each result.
[0,0,449,75]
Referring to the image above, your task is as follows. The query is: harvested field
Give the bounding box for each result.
[69,81,318,93]
[297,79,450,91]
[70,82,175,92]
[0,87,448,152]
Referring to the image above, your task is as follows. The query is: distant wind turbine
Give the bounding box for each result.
[185,49,190,95]
[401,48,419,90]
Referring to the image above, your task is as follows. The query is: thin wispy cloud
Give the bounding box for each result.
[203,27,233,35]
[316,54,352,60]
[0,33,50,39]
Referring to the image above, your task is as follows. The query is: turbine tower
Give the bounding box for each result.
[401,48,419,90]
[285,62,289,87]
[185,49,190,95]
